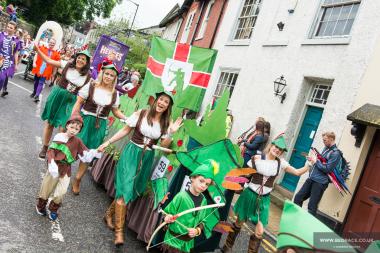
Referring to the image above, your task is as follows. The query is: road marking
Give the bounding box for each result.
[14,71,25,76]
[9,80,32,93]
[51,220,65,242]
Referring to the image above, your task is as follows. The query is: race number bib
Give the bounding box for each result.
[180,175,191,192]
[151,156,170,180]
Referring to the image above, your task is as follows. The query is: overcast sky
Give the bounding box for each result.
[96,0,184,29]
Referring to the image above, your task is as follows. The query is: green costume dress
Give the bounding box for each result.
[115,110,167,204]
[162,191,214,253]
[234,156,289,227]
[76,82,119,149]
[41,62,90,128]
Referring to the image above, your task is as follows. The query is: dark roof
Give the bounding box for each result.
[159,0,194,27]
[347,103,380,128]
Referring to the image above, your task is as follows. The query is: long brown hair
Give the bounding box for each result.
[146,94,173,134]
[69,53,91,75]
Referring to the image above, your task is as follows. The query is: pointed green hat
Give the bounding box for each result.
[189,159,219,181]
[277,201,356,252]
[272,135,288,152]
[77,49,91,59]
[365,241,380,253]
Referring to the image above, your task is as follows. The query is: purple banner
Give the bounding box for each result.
[91,35,129,79]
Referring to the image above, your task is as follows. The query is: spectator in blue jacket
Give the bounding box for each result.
[294,131,341,216]
[240,120,265,167]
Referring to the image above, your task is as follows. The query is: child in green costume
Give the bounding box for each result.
[161,159,220,253]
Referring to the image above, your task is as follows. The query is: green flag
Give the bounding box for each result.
[143,37,217,112]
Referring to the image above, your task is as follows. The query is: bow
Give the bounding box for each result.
[146,202,225,251]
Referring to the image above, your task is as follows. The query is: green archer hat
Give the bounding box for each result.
[77,49,91,59]
[277,201,356,252]
[272,135,288,152]
[189,159,219,181]
[101,62,119,74]
[156,90,175,104]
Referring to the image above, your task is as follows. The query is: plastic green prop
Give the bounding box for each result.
[277,200,356,252]
[184,90,229,146]
[176,139,243,203]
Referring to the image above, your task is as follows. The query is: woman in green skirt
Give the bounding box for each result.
[222,135,310,253]
[33,42,92,159]
[97,91,182,246]
[70,63,127,195]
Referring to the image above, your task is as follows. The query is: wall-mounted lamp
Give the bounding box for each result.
[273,75,287,103]
[277,22,285,31]
[350,122,366,147]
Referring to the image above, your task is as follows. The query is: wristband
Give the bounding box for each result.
[195,227,201,236]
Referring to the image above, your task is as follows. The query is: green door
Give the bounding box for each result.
[281,106,323,192]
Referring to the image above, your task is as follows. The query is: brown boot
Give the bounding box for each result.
[72,178,81,195]
[48,201,61,221]
[72,163,88,195]
[36,198,48,216]
[104,200,116,230]
[38,145,49,159]
[114,202,126,246]
[221,222,242,252]
[247,233,262,253]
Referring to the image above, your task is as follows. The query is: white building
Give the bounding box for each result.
[159,3,183,41]
[204,0,380,235]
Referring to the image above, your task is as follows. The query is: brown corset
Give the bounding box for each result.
[130,110,161,148]
[82,82,117,128]
[58,64,91,94]
[250,155,280,188]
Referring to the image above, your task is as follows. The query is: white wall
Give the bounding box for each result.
[204,0,380,219]
[162,18,183,41]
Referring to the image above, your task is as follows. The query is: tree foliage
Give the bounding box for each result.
[8,0,121,27]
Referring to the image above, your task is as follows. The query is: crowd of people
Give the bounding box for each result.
[0,16,354,253]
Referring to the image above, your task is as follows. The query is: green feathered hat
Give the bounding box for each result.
[277,200,356,252]
[77,49,91,59]
[272,134,288,152]
[189,159,219,181]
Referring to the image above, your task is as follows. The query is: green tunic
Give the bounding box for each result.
[115,142,155,204]
[233,188,270,226]
[163,191,215,253]
[41,86,76,128]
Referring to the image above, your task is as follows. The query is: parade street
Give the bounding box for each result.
[0,65,276,253]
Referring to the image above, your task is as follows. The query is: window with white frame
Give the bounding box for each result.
[309,84,331,105]
[180,11,196,43]
[196,1,215,39]
[213,70,239,99]
[233,0,262,40]
[312,0,360,38]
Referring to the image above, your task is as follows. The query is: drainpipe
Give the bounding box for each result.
[190,0,206,44]
[210,0,228,48]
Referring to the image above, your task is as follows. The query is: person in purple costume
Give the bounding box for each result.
[0,21,22,98]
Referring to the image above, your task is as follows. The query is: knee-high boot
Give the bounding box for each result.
[222,222,242,252]
[114,202,126,246]
[104,200,116,230]
[72,162,88,195]
[247,233,262,253]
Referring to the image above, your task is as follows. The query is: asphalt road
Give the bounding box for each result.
[0,64,277,253]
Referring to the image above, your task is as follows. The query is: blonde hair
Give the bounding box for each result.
[322,131,336,140]
[94,69,117,93]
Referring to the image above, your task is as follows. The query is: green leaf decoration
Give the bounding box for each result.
[184,90,230,146]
